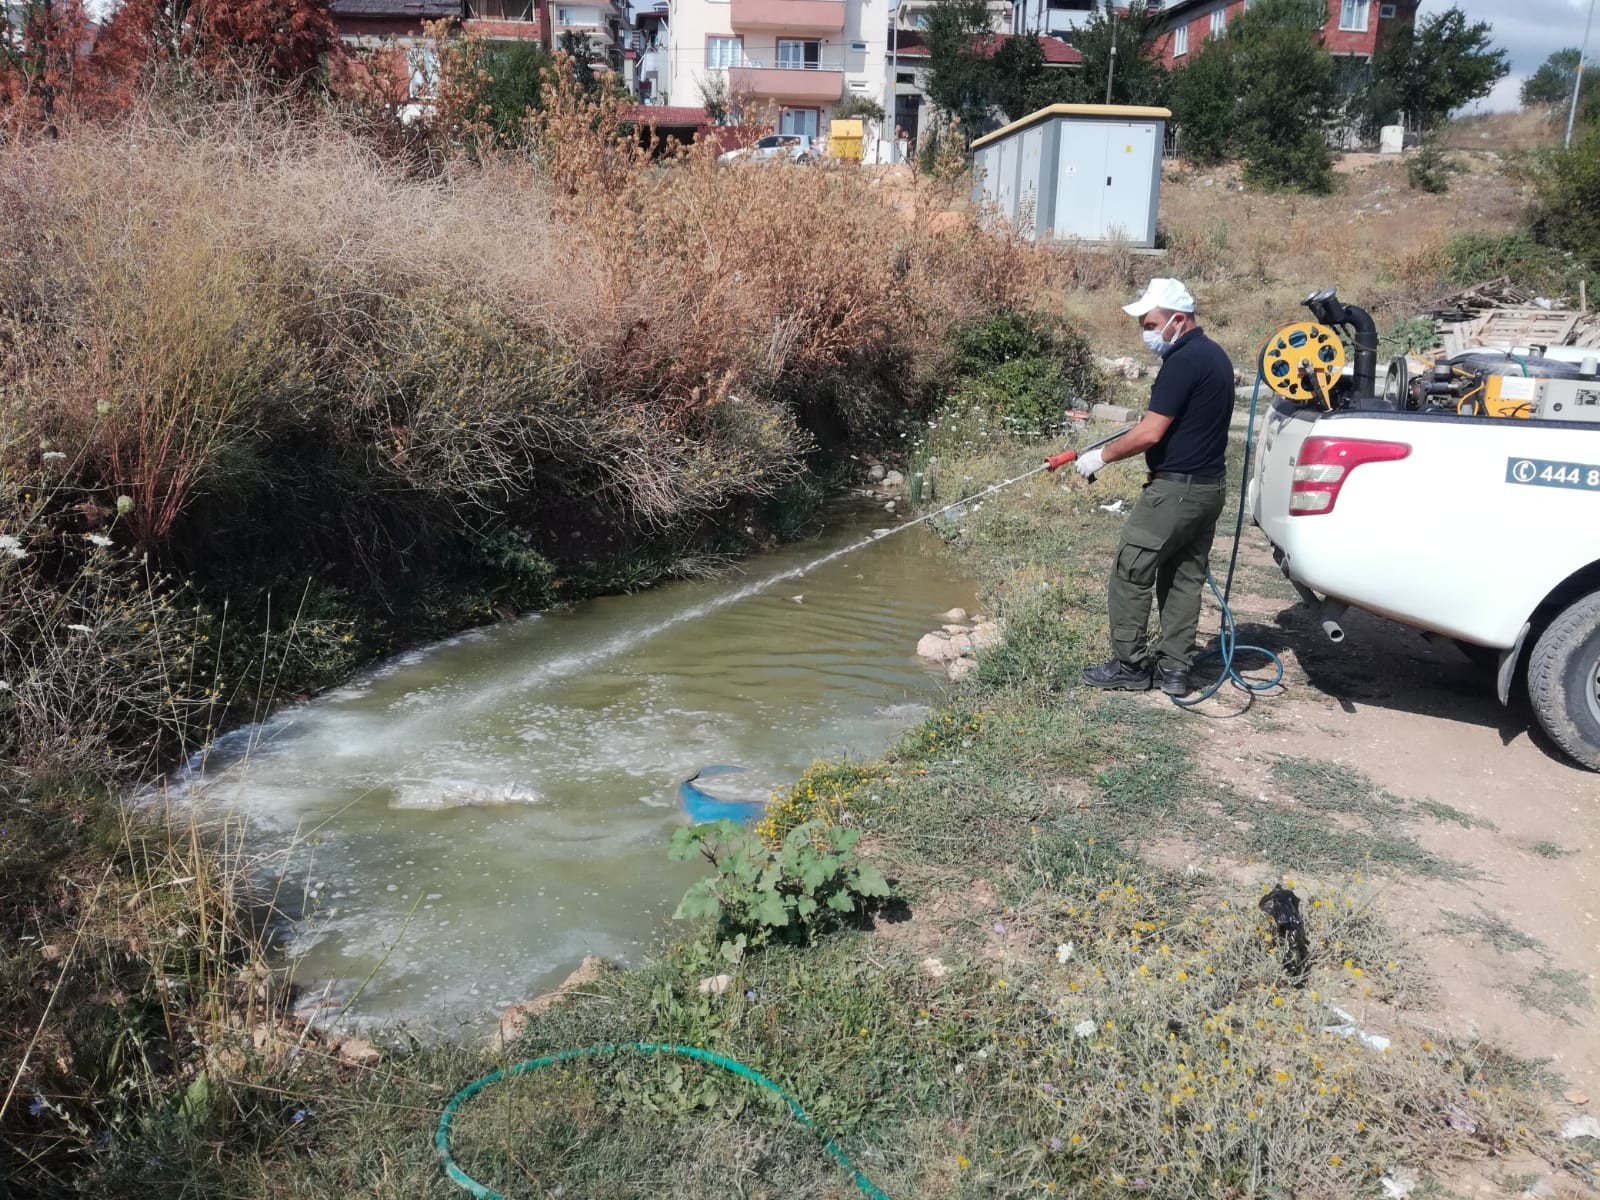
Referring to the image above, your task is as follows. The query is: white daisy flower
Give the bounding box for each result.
[1056,941,1074,964]
[0,534,26,560]
[86,533,113,548]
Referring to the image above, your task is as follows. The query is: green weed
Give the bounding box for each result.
[1439,906,1545,956]
[1510,967,1593,1025]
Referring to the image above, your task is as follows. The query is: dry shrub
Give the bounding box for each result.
[0,79,1086,775]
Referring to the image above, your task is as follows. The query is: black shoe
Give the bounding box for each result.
[1082,658,1152,691]
[1158,668,1191,697]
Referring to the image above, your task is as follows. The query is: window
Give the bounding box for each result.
[1339,0,1368,31]
[848,39,867,52]
[896,71,916,84]
[470,0,533,19]
[777,38,821,69]
[706,35,743,68]
[1378,2,1395,15]
[1208,7,1224,36]
[779,108,819,137]
[1172,23,1188,56]
[909,11,931,28]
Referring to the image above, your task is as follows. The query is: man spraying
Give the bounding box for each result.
[1064,278,1236,698]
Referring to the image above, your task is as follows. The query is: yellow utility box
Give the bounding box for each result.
[828,119,864,162]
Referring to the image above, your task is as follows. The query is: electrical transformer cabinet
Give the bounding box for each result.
[970,104,1170,248]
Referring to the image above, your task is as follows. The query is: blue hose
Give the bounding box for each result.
[1170,366,1285,708]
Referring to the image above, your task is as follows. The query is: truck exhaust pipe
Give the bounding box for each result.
[1319,601,1348,644]
[1293,583,1348,643]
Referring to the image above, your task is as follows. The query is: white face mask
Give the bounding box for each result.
[1142,314,1182,357]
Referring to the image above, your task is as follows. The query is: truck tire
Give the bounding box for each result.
[1527,591,1600,771]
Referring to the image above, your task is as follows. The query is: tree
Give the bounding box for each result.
[923,0,1080,132]
[835,94,885,122]
[922,0,1001,134]
[475,40,553,146]
[90,0,337,102]
[1167,30,1234,163]
[0,0,99,133]
[989,28,1073,120]
[1169,0,1337,191]
[1529,124,1600,272]
[1522,47,1582,107]
[1519,45,1600,125]
[1363,6,1506,133]
[1063,0,1168,108]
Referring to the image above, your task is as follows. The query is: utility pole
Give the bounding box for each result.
[884,0,899,161]
[1104,4,1117,105]
[1567,0,1597,149]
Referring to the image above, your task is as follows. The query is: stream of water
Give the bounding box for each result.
[177,503,978,1028]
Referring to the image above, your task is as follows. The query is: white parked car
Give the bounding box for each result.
[717,134,815,165]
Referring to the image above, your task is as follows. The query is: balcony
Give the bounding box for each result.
[728,59,844,104]
[730,0,845,34]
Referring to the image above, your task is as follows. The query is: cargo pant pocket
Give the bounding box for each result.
[1114,527,1167,588]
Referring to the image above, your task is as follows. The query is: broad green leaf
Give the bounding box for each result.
[795,894,819,918]
[799,856,835,892]
[829,826,862,853]
[752,891,791,928]
[850,862,892,897]
[674,879,722,920]
[667,826,700,861]
[825,890,857,913]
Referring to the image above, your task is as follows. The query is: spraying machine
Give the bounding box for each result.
[1257,286,1600,422]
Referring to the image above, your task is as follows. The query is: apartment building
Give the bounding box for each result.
[1010,0,1097,40]
[663,0,895,137]
[661,0,1073,146]
[633,0,670,100]
[331,0,550,104]
[552,0,630,72]
[1148,0,1417,69]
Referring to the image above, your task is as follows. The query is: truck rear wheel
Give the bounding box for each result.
[1527,591,1600,771]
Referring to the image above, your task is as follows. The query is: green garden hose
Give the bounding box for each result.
[436,1041,892,1200]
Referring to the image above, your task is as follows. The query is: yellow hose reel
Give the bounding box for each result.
[1261,322,1346,407]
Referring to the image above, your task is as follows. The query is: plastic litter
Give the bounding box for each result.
[1258,883,1310,982]
[1563,1114,1600,1140]
[1379,1166,1419,1198]
[1322,1003,1392,1054]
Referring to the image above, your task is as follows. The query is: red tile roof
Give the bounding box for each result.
[892,31,1082,65]
[622,104,711,125]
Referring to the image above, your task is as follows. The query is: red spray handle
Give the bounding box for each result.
[1044,424,1134,475]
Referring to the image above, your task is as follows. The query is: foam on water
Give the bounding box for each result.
[164,501,983,1026]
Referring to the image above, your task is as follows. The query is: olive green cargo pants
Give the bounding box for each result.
[1107,477,1227,673]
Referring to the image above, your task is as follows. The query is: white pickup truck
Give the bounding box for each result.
[1247,290,1600,771]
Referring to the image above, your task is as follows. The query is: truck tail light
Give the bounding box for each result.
[1289,437,1411,516]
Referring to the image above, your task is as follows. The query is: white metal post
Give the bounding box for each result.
[1567,0,1597,149]
[884,0,900,161]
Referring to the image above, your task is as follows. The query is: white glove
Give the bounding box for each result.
[1074,448,1105,479]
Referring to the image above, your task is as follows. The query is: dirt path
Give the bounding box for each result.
[1181,528,1599,1109]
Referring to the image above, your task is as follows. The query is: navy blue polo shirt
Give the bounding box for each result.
[1145,327,1236,478]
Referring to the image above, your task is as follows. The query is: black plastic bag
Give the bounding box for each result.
[1259,883,1310,983]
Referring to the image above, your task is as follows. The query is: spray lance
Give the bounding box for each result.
[1043,424,1135,481]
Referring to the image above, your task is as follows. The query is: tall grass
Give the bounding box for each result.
[0,76,1114,1192]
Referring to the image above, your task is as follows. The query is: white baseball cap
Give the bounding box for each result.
[1122,277,1196,318]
